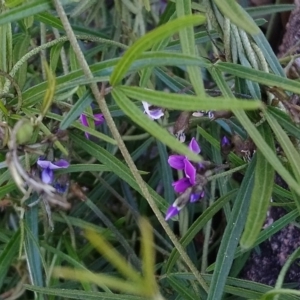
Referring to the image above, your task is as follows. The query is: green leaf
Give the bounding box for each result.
[0,183,17,198]
[118,85,263,111]
[246,4,295,17]
[69,132,167,211]
[24,194,44,287]
[24,285,146,300]
[264,111,300,183]
[112,88,202,162]
[267,106,300,141]
[35,12,64,30]
[0,0,73,26]
[0,230,20,289]
[196,125,244,166]
[208,209,299,271]
[201,274,299,300]
[207,156,256,300]
[13,34,30,90]
[20,51,211,108]
[56,164,110,174]
[233,110,300,197]
[167,276,198,300]
[69,46,86,99]
[157,141,174,203]
[59,90,93,130]
[176,1,205,97]
[50,42,63,73]
[210,67,300,195]
[22,107,117,145]
[213,0,259,35]
[110,14,206,85]
[264,110,300,210]
[216,62,296,93]
[240,123,275,250]
[166,189,237,272]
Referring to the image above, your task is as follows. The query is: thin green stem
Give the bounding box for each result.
[53,0,208,292]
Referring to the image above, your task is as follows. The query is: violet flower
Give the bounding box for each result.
[165,205,180,221]
[221,136,231,147]
[165,190,205,221]
[142,101,164,120]
[79,113,105,139]
[168,138,200,193]
[37,158,69,184]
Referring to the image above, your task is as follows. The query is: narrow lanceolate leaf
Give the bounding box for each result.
[207,156,256,300]
[40,61,56,116]
[213,0,259,35]
[59,90,93,130]
[216,62,298,93]
[176,1,205,97]
[0,230,20,290]
[110,14,206,85]
[264,110,300,212]
[267,106,300,141]
[166,189,237,273]
[240,123,275,250]
[24,193,44,287]
[118,86,262,111]
[264,110,300,183]
[112,88,201,162]
[233,110,300,196]
[0,0,73,26]
[69,132,167,211]
[24,285,146,300]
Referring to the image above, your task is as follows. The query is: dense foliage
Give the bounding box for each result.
[0,0,300,299]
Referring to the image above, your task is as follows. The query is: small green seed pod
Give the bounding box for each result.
[16,120,33,145]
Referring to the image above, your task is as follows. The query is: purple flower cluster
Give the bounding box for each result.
[165,138,204,220]
[37,158,69,184]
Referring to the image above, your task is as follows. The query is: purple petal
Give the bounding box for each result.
[79,114,88,127]
[142,101,150,111]
[184,158,196,184]
[221,136,231,147]
[142,101,164,120]
[189,138,201,154]
[37,159,51,169]
[165,205,180,221]
[172,178,192,193]
[148,109,164,120]
[190,191,205,203]
[51,159,69,169]
[41,168,54,184]
[94,113,105,126]
[168,155,185,170]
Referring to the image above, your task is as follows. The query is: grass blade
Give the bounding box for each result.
[240,123,275,250]
[207,156,256,300]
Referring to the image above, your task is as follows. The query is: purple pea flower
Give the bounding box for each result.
[221,136,231,147]
[168,138,201,193]
[165,190,205,221]
[79,113,105,139]
[142,101,164,120]
[37,158,69,184]
[165,205,180,221]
